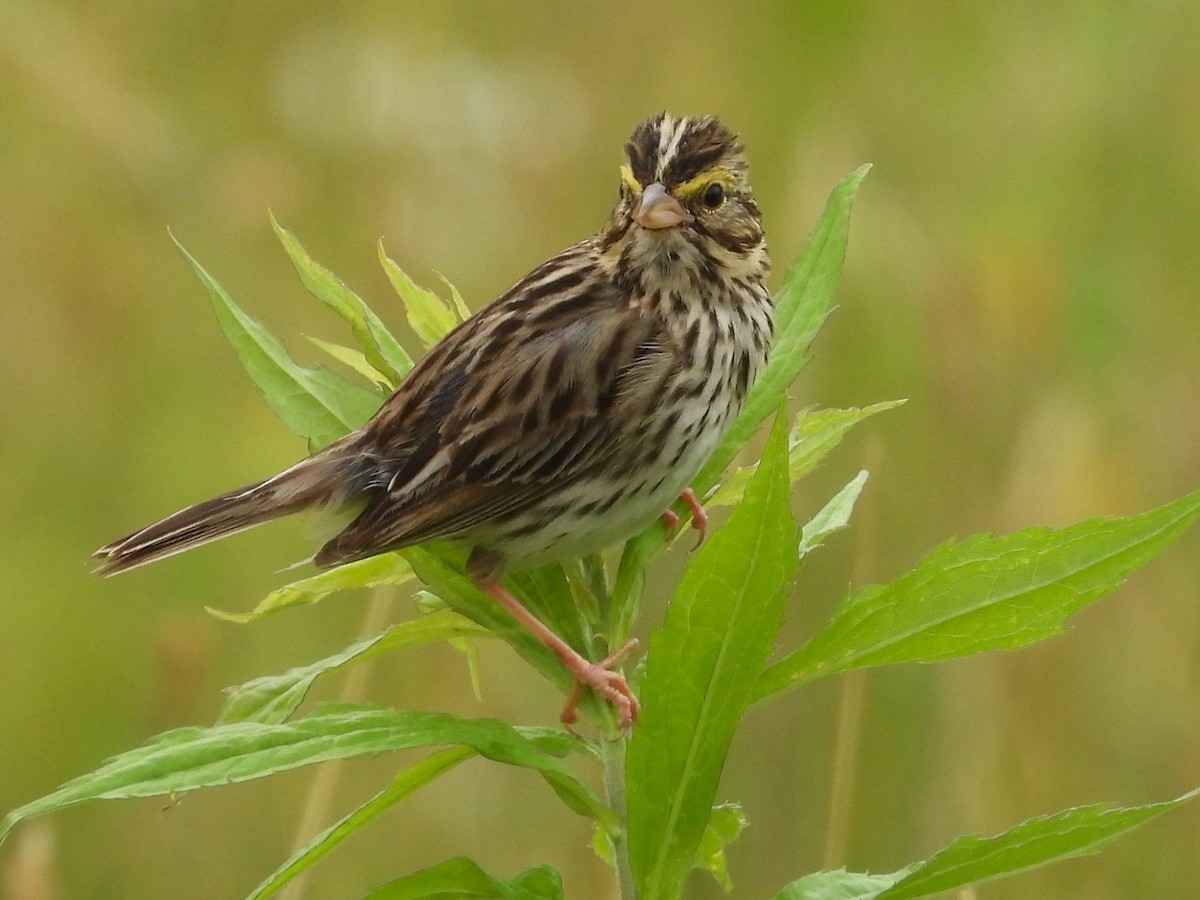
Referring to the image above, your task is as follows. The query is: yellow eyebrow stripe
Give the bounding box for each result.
[674,166,736,200]
[620,165,643,193]
[621,164,735,198]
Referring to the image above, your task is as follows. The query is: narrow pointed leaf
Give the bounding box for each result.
[694,165,869,494]
[0,708,612,845]
[775,790,1200,899]
[378,242,459,348]
[218,611,491,725]
[436,271,472,321]
[877,789,1200,899]
[774,869,904,900]
[248,747,476,899]
[306,336,391,388]
[365,857,564,900]
[799,470,869,558]
[272,215,411,384]
[627,411,798,900]
[756,490,1200,701]
[707,402,900,510]
[210,554,417,623]
[173,236,381,450]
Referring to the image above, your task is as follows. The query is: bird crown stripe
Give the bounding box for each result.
[657,115,691,181]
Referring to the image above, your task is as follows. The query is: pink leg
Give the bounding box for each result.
[475,577,641,728]
[662,489,707,545]
[680,487,708,546]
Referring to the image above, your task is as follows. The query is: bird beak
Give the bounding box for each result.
[634,182,693,230]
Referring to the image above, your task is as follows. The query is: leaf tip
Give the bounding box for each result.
[204,605,253,624]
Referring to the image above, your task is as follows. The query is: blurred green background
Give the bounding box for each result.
[3,2,1199,898]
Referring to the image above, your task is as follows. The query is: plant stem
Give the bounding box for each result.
[601,733,638,900]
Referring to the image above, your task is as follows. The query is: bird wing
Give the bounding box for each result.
[314,251,676,566]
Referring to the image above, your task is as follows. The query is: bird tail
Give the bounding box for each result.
[93,443,362,576]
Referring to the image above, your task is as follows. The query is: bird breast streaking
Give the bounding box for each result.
[94,112,773,728]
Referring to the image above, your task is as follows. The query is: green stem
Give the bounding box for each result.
[601,733,637,900]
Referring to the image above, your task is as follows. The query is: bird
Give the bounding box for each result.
[94,112,773,729]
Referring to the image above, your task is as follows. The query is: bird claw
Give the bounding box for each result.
[559,638,641,730]
[680,487,708,548]
[661,487,708,549]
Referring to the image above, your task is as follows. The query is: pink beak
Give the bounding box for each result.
[634,182,694,230]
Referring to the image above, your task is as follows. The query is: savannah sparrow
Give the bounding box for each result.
[94,112,772,728]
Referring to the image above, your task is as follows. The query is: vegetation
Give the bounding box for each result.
[4,170,1197,898]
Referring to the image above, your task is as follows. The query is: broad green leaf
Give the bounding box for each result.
[378,241,459,348]
[218,611,491,725]
[273,215,411,385]
[694,803,748,892]
[774,869,904,900]
[0,707,613,845]
[365,857,564,900]
[173,236,381,450]
[248,747,476,899]
[877,789,1200,899]
[694,165,869,495]
[707,402,901,510]
[209,554,417,623]
[756,489,1200,701]
[307,336,391,388]
[627,411,798,900]
[799,470,869,558]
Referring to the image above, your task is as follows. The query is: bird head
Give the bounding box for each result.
[601,113,767,285]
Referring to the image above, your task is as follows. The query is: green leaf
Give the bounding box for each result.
[756,489,1200,701]
[365,857,564,900]
[436,271,472,321]
[627,410,798,900]
[173,236,382,451]
[306,336,392,388]
[247,747,476,899]
[0,707,613,845]
[272,215,412,385]
[774,869,905,900]
[378,241,459,349]
[218,611,491,725]
[776,790,1200,898]
[209,554,417,623]
[707,402,900,510]
[693,165,870,496]
[694,803,748,893]
[877,789,1200,899]
[799,469,869,558]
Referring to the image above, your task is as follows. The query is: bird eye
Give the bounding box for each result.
[702,182,726,209]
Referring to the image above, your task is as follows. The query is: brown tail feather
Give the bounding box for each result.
[93,448,360,575]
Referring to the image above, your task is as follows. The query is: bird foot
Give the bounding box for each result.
[560,638,641,729]
[661,487,708,549]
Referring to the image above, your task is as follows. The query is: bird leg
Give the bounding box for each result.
[661,487,709,548]
[472,573,641,728]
